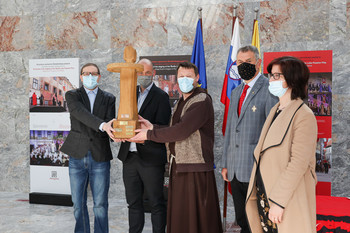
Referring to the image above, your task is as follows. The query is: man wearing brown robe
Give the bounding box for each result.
[129,62,223,233]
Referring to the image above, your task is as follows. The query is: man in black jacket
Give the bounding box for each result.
[118,58,171,233]
[61,63,116,233]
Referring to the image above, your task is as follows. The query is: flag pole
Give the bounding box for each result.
[254,7,259,20]
[253,7,259,38]
[231,3,238,35]
[223,180,228,231]
[223,3,237,231]
[197,7,203,31]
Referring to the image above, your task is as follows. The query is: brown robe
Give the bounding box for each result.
[148,88,223,233]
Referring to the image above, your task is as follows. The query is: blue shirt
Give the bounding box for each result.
[84,87,104,132]
[129,83,153,152]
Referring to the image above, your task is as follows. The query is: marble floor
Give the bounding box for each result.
[0,192,239,233]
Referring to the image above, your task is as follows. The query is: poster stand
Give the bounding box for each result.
[29,193,73,206]
[29,58,79,206]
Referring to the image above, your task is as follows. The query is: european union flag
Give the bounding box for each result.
[191,20,207,89]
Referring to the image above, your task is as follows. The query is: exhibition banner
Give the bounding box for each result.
[264,50,333,195]
[139,55,191,108]
[29,58,79,205]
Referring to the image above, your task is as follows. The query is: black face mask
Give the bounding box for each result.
[238,62,257,80]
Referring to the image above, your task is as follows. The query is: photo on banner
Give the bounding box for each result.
[308,72,332,186]
[30,130,69,167]
[139,55,191,108]
[29,58,79,205]
[29,76,76,112]
[264,50,332,195]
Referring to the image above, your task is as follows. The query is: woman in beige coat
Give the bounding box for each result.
[245,56,318,233]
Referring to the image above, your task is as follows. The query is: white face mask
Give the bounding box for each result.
[268,80,288,97]
[83,74,99,90]
[178,77,194,93]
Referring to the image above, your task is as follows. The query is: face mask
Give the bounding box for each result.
[138,75,153,88]
[83,74,99,90]
[238,62,257,80]
[268,80,288,97]
[178,77,194,93]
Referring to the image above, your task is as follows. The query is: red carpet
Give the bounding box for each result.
[317,195,350,232]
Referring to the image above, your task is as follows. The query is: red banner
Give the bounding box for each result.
[263,50,332,73]
[264,50,332,139]
[264,50,333,195]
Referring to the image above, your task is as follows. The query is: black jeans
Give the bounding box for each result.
[230,175,250,233]
[123,152,166,233]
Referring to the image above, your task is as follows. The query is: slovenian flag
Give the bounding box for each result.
[220,17,241,135]
[191,19,207,89]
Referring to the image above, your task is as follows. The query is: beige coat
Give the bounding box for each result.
[246,99,318,233]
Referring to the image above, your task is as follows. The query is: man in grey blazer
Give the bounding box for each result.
[221,45,278,233]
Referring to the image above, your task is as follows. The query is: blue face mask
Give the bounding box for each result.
[83,74,99,90]
[178,77,194,93]
[268,80,288,97]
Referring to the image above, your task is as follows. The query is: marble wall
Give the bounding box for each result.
[0,0,349,202]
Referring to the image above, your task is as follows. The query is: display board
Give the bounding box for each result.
[29,58,79,205]
[264,50,333,196]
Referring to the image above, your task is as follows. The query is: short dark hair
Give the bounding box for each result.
[267,56,309,100]
[176,61,199,76]
[80,63,100,75]
[237,45,260,60]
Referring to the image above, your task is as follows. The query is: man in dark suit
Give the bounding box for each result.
[61,63,116,233]
[117,58,171,233]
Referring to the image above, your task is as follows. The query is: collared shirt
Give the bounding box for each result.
[83,86,104,132]
[241,73,261,106]
[84,86,98,113]
[137,83,153,111]
[129,83,154,152]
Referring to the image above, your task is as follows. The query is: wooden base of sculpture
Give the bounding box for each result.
[112,119,140,138]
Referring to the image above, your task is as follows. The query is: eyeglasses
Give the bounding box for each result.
[268,73,283,80]
[81,72,99,76]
